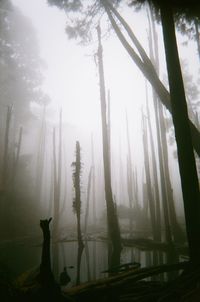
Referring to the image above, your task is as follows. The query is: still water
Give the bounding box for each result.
[0,239,180,284]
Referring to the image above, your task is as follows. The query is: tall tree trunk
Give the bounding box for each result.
[154,97,172,243]
[84,167,92,236]
[142,115,158,241]
[2,105,12,190]
[126,113,134,236]
[57,109,62,213]
[52,127,59,278]
[72,141,84,249]
[12,126,23,191]
[91,135,97,227]
[107,90,111,169]
[96,25,121,253]
[158,104,184,242]
[148,11,181,243]
[160,4,200,263]
[52,127,58,238]
[35,105,46,206]
[145,87,161,241]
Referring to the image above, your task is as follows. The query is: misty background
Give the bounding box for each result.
[0,0,199,285]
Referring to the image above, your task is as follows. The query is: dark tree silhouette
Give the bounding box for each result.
[160,2,200,264]
[133,0,200,263]
[39,218,54,287]
[72,141,84,249]
[96,25,122,254]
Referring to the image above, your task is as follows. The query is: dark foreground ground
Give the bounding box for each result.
[1,261,200,302]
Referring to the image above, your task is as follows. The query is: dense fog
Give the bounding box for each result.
[0,0,199,293]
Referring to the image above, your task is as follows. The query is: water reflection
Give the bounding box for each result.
[76,244,84,285]
[0,239,183,285]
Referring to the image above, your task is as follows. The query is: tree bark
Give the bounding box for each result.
[160,4,200,263]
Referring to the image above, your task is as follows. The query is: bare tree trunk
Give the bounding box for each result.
[84,167,92,236]
[148,7,183,243]
[35,106,46,209]
[147,10,173,244]
[57,110,62,214]
[107,90,111,169]
[76,244,84,285]
[12,126,23,191]
[91,135,97,227]
[52,128,59,278]
[72,141,84,249]
[142,115,158,241]
[158,104,185,242]
[52,128,58,237]
[2,105,12,190]
[160,4,200,263]
[96,25,121,253]
[154,98,172,243]
[145,87,161,242]
[125,113,134,236]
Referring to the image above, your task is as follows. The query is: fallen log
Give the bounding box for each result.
[63,262,190,302]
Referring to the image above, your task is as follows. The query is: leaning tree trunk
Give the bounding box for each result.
[160,4,200,264]
[145,89,161,242]
[101,0,200,157]
[96,25,121,253]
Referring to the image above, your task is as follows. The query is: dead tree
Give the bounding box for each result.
[2,105,12,190]
[39,218,54,287]
[84,167,92,236]
[72,141,84,249]
[96,24,121,254]
[91,134,97,227]
[12,126,23,191]
[142,115,158,241]
[145,86,161,242]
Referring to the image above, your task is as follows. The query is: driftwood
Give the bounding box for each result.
[63,262,190,302]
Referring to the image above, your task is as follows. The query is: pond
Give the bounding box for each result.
[0,237,183,285]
